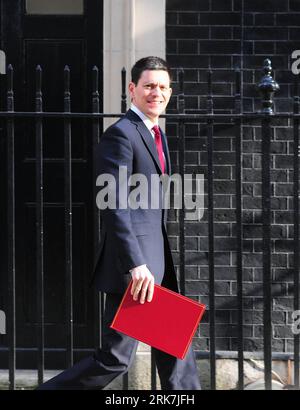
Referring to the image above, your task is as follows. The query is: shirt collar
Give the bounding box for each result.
[130,104,158,132]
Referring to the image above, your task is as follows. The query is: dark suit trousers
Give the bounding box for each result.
[37,292,201,390]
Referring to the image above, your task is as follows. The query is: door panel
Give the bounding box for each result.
[24,40,86,158]
[25,0,84,15]
[0,0,103,368]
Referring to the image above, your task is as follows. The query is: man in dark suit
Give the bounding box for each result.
[37,56,200,390]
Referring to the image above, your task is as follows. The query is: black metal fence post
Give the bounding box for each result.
[257,58,279,390]
[119,67,130,391]
[178,68,186,297]
[206,68,216,390]
[64,65,73,367]
[121,67,127,114]
[92,66,102,356]
[92,66,101,270]
[234,67,244,390]
[35,65,45,385]
[6,64,16,390]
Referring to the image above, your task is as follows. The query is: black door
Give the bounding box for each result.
[0,0,103,368]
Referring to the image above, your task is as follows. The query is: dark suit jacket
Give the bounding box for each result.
[91,109,177,293]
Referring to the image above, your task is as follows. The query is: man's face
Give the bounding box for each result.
[129,69,172,122]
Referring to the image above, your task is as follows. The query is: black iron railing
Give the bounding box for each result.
[1,59,300,390]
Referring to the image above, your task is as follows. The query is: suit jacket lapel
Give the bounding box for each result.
[126,109,164,174]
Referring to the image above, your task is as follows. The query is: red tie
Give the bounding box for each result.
[152,125,165,174]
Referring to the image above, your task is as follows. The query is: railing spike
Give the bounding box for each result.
[257,58,280,114]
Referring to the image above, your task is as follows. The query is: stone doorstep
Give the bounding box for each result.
[0,352,158,390]
[0,357,296,390]
[0,369,60,390]
[0,342,153,390]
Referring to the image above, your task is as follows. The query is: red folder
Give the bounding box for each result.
[110,281,206,360]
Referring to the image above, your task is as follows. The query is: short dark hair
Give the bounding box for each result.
[131,56,172,85]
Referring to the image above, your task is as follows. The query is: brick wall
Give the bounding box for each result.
[166,0,299,353]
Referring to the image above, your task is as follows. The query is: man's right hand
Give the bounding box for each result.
[130,264,154,304]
